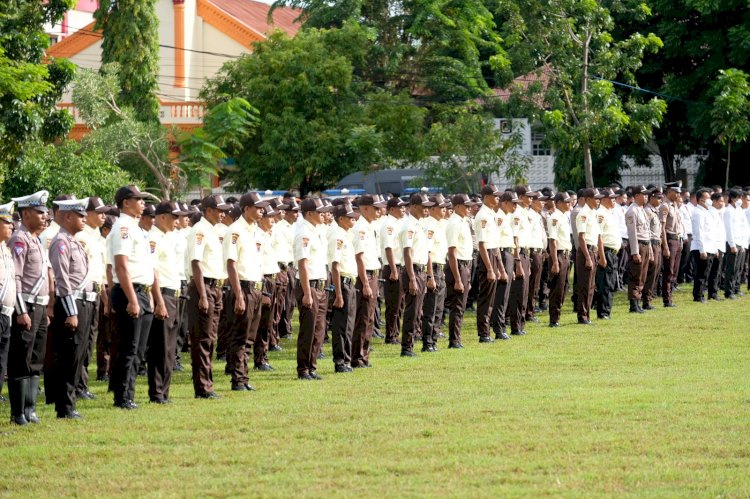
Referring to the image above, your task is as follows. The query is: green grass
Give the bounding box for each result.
[2,286,749,497]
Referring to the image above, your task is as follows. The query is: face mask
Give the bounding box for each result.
[704,199,713,208]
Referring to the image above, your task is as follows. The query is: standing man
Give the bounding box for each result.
[526,192,547,324]
[706,192,726,300]
[473,185,501,343]
[547,192,572,327]
[723,189,748,299]
[0,203,15,411]
[224,192,268,392]
[380,197,406,345]
[625,186,653,313]
[575,188,605,325]
[492,191,519,339]
[595,188,621,319]
[110,186,161,410]
[253,205,281,372]
[507,187,533,336]
[351,195,384,368]
[642,189,665,310]
[444,194,475,348]
[294,198,331,380]
[186,195,231,399]
[690,188,717,302]
[660,182,685,307]
[48,199,96,419]
[147,201,187,404]
[269,199,290,351]
[400,193,434,357]
[277,202,299,340]
[74,196,108,400]
[328,203,358,372]
[7,191,52,425]
[421,194,449,352]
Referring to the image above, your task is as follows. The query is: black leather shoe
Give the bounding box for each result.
[317,351,326,359]
[231,384,249,391]
[298,373,314,380]
[578,320,594,325]
[10,414,28,425]
[479,336,494,343]
[725,294,736,300]
[173,363,184,372]
[335,365,353,373]
[244,384,257,391]
[57,410,82,419]
[694,297,707,303]
[400,350,417,357]
[421,345,436,352]
[269,345,282,352]
[76,390,96,400]
[709,294,722,301]
[0,394,6,402]
[195,392,220,399]
[642,303,655,310]
[448,343,464,349]
[597,315,610,320]
[510,330,523,336]
[280,334,292,339]
[114,400,138,410]
[664,302,677,308]
[150,398,171,404]
[253,364,274,371]
[497,332,511,340]
[309,371,323,380]
[526,316,539,323]
[549,322,560,328]
[385,339,400,345]
[96,374,109,382]
[352,362,371,368]
[373,332,384,339]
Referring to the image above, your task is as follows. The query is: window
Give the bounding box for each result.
[532,132,551,156]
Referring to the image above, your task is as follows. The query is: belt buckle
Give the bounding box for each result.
[254,281,263,291]
[144,285,153,295]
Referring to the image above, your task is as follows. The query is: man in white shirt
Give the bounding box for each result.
[444,194,476,348]
[473,185,501,342]
[690,188,716,302]
[421,194,449,352]
[707,192,726,300]
[595,188,621,319]
[328,203,358,373]
[380,197,406,344]
[722,189,748,298]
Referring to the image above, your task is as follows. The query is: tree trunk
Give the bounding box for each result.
[581,31,593,188]
[583,141,594,188]
[725,139,732,190]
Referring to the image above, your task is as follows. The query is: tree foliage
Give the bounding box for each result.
[0,0,76,170]
[710,68,750,189]
[94,0,160,123]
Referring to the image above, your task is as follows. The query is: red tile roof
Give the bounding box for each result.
[207,0,302,37]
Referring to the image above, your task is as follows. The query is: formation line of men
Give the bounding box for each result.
[2,180,749,424]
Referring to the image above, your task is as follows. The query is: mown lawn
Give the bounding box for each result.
[2,286,749,497]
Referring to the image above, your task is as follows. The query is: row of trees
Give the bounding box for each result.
[0,0,748,199]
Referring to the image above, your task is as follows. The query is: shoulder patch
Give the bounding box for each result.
[481,220,487,229]
[359,230,366,241]
[231,233,239,244]
[13,241,26,256]
[57,241,68,254]
[120,227,129,240]
[597,215,604,224]
[580,215,587,223]
[149,240,156,254]
[387,226,393,235]
[302,237,309,248]
[552,219,558,226]
[195,232,204,245]
[407,230,414,240]
[427,230,434,239]
[336,239,344,250]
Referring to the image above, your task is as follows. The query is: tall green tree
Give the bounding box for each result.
[94,0,160,123]
[495,0,666,187]
[710,68,750,190]
[0,0,76,175]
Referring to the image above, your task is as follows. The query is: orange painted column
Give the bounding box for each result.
[173,0,186,88]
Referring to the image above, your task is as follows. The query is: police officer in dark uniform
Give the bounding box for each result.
[7,190,52,425]
[49,199,97,419]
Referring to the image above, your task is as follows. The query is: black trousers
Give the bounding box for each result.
[111,285,151,404]
[490,250,515,334]
[707,251,724,298]
[8,303,47,378]
[723,246,745,297]
[77,294,100,394]
[691,250,715,301]
[445,260,471,346]
[421,267,445,348]
[0,314,11,393]
[295,285,327,376]
[147,293,179,402]
[51,298,94,415]
[475,250,499,338]
[595,248,618,317]
[382,265,404,343]
[400,268,426,353]
[330,280,356,368]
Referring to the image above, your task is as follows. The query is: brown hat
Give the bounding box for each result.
[332,203,359,219]
[155,201,188,216]
[451,193,477,206]
[593,188,606,199]
[201,194,231,211]
[481,184,500,197]
[499,191,521,203]
[581,188,596,199]
[409,193,435,207]
[86,197,109,213]
[553,192,571,203]
[599,188,617,199]
[514,185,530,196]
[142,204,156,217]
[358,195,386,208]
[115,185,149,205]
[286,199,300,212]
[269,198,289,211]
[633,185,649,195]
[429,193,450,208]
[300,197,332,213]
[263,205,279,217]
[386,197,406,209]
[239,192,269,209]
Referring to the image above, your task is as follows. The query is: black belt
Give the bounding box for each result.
[458,259,472,266]
[308,279,326,290]
[341,276,355,286]
[240,280,263,292]
[557,250,570,257]
[499,247,514,253]
[605,247,618,253]
[529,248,541,254]
[519,248,529,256]
[638,240,650,246]
[366,269,380,278]
[160,287,180,298]
[651,240,661,246]
[666,234,682,241]
[264,273,277,281]
[586,244,597,251]
[131,283,152,294]
[278,262,287,271]
[432,263,445,272]
[413,264,427,273]
[203,277,224,288]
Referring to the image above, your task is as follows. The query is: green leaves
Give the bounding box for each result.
[710,68,750,147]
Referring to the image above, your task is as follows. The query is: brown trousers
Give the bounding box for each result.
[147,292,179,402]
[575,245,596,322]
[330,280,356,367]
[295,284,327,376]
[352,272,379,367]
[662,238,683,304]
[526,249,543,320]
[475,249,500,338]
[279,265,296,338]
[270,268,289,348]
[400,267,427,353]
[508,252,531,332]
[628,242,651,300]
[382,265,404,342]
[643,242,662,305]
[445,260,472,346]
[226,285,262,386]
[188,283,223,396]
[490,249,515,334]
[548,250,570,324]
[253,277,276,367]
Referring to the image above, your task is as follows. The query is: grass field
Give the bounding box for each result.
[2,286,749,497]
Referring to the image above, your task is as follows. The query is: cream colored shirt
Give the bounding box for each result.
[271,219,294,265]
[528,209,547,250]
[223,216,263,282]
[473,205,500,249]
[576,204,601,247]
[294,219,327,281]
[352,217,381,271]
[186,217,227,280]
[511,206,533,248]
[424,216,447,265]
[110,213,154,286]
[76,223,106,285]
[547,210,572,251]
[259,228,281,275]
[379,214,404,266]
[445,213,473,261]
[328,225,357,277]
[173,228,188,281]
[597,207,621,251]
[400,216,432,266]
[497,209,516,248]
[149,227,181,291]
